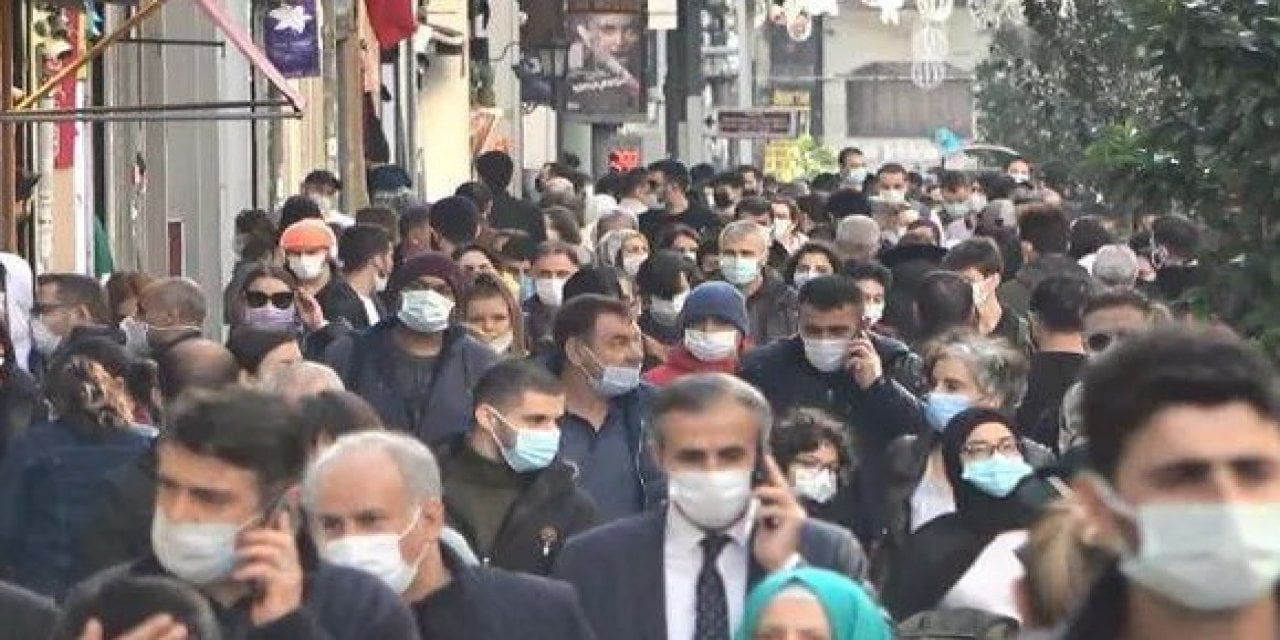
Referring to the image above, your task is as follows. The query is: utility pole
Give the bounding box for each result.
[334,0,366,208]
[1,0,16,251]
[490,0,523,196]
[734,0,754,166]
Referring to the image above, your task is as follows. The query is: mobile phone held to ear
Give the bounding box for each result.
[753,446,780,531]
[244,492,290,601]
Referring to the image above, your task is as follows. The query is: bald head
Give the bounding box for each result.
[155,338,240,403]
[260,361,345,405]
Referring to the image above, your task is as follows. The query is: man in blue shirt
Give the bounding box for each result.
[551,294,664,521]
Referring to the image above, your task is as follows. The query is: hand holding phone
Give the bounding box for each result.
[846,333,883,390]
[751,454,808,573]
[233,508,304,627]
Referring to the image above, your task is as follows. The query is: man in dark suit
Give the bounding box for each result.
[476,150,547,242]
[306,430,596,640]
[552,373,866,640]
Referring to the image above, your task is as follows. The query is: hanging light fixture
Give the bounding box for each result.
[910,23,948,90]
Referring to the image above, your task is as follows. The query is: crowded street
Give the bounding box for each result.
[2,0,1280,639]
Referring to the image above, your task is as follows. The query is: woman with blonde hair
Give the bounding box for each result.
[1014,497,1109,635]
[460,272,528,358]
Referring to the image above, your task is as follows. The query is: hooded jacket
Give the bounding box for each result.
[643,343,740,387]
[325,321,498,444]
[435,435,599,576]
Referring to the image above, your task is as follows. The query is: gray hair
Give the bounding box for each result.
[260,361,344,402]
[649,373,774,450]
[836,215,881,257]
[925,330,1029,411]
[302,430,442,511]
[719,220,771,250]
[142,277,208,326]
[1092,244,1139,288]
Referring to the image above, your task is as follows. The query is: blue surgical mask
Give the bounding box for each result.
[580,346,642,397]
[719,256,760,287]
[925,392,972,433]
[962,454,1033,498]
[489,409,561,473]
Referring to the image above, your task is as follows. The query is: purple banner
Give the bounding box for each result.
[265,0,319,79]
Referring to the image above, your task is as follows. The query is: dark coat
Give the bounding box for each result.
[1017,351,1086,446]
[523,297,557,347]
[414,546,595,640]
[740,336,925,545]
[73,445,157,581]
[0,580,57,640]
[490,191,547,242]
[744,269,799,347]
[436,435,599,576]
[70,553,421,640]
[0,419,152,599]
[551,508,866,640]
[0,366,44,460]
[325,321,498,444]
[316,278,384,331]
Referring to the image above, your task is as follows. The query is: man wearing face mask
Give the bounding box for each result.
[838,147,870,192]
[551,294,662,522]
[280,219,340,301]
[325,253,497,445]
[434,360,598,576]
[305,430,596,640]
[845,261,927,395]
[1068,326,1280,640]
[301,169,355,228]
[942,238,1033,355]
[524,242,582,348]
[553,373,865,640]
[66,386,420,639]
[129,278,206,357]
[33,273,119,374]
[717,221,798,347]
[710,172,747,224]
[639,160,717,246]
[937,171,977,247]
[315,225,393,331]
[740,276,924,546]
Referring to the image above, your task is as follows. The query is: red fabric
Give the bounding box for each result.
[365,0,417,49]
[644,346,740,387]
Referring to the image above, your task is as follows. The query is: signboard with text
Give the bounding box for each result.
[714,108,801,139]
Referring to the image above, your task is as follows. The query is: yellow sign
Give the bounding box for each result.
[764,140,801,182]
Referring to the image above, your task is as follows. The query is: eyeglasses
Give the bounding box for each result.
[962,437,1020,460]
[245,291,295,310]
[1085,330,1135,353]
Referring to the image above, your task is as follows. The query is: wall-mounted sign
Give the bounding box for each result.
[714,108,801,139]
[565,12,646,122]
[567,0,645,13]
[265,0,320,78]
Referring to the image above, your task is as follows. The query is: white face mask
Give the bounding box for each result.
[803,337,848,373]
[793,466,838,504]
[772,218,794,240]
[375,275,390,293]
[535,277,567,307]
[320,509,424,594]
[398,289,454,334]
[684,329,738,363]
[622,253,648,278]
[792,269,827,290]
[863,302,885,326]
[1098,480,1280,611]
[151,510,246,586]
[32,318,62,356]
[650,291,689,325]
[878,189,906,205]
[669,468,754,531]
[972,280,990,307]
[486,331,515,354]
[288,253,328,281]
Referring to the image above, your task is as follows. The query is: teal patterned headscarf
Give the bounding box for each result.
[736,567,892,640]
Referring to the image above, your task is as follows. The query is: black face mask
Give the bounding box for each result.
[713,191,735,209]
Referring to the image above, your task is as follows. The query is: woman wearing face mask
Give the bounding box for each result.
[614,232,651,279]
[882,331,1039,563]
[785,242,841,290]
[644,281,749,386]
[323,253,499,444]
[770,197,809,256]
[0,338,157,599]
[881,408,1057,623]
[461,273,528,358]
[635,251,703,348]
[738,567,892,640]
[769,408,859,533]
[658,224,703,269]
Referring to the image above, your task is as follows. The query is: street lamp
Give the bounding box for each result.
[535,38,571,160]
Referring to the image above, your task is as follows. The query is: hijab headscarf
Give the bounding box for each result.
[737,567,891,640]
[882,407,1051,620]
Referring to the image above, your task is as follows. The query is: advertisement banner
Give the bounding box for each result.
[265,0,320,78]
[565,12,646,122]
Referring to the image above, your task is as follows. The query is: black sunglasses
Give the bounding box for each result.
[245,291,295,310]
[1085,331,1135,353]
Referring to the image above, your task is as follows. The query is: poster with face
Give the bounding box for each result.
[565,12,646,121]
